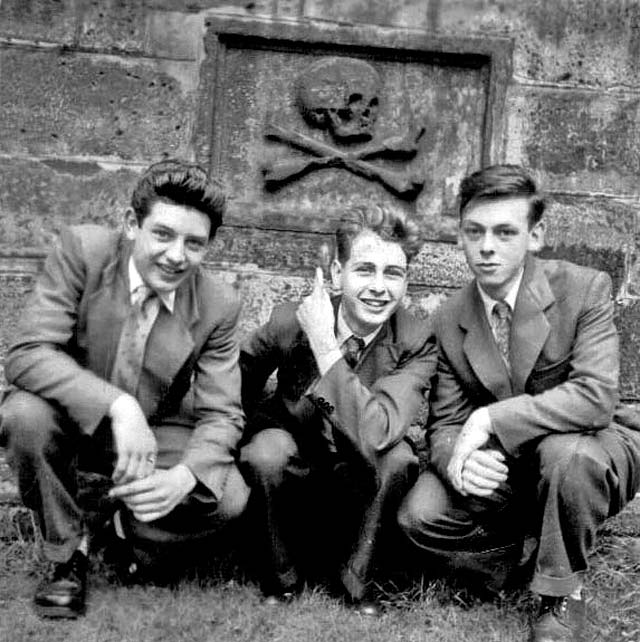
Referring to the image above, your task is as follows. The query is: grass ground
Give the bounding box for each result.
[1,522,639,642]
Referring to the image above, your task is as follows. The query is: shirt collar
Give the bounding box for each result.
[128,257,175,313]
[476,267,523,322]
[336,303,382,347]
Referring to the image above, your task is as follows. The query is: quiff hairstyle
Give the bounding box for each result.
[130,159,226,238]
[335,204,423,264]
[458,164,546,227]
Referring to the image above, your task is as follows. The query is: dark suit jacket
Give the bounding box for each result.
[428,255,631,480]
[5,225,244,499]
[241,298,437,465]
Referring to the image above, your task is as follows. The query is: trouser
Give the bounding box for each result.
[398,426,640,596]
[239,427,418,600]
[0,390,249,564]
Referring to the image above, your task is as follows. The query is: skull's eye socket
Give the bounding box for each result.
[348,93,363,105]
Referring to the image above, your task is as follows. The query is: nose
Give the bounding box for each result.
[369,270,386,293]
[479,232,496,255]
[165,238,186,264]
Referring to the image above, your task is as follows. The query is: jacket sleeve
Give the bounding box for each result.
[489,271,619,456]
[5,227,123,434]
[239,306,288,417]
[426,338,479,480]
[307,320,437,464]
[180,296,246,500]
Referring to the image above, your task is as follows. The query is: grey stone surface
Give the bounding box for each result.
[0,48,197,161]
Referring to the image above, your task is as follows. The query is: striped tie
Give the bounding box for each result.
[342,335,365,369]
[111,285,160,395]
[492,300,512,374]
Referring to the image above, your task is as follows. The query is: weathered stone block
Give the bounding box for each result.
[78,0,147,53]
[0,0,78,45]
[0,48,197,161]
[434,0,640,89]
[305,0,428,29]
[0,158,140,251]
[616,301,640,402]
[505,86,640,196]
[146,11,204,60]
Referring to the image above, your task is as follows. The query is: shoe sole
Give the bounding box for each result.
[34,603,86,619]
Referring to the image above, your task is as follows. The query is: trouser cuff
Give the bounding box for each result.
[530,570,584,597]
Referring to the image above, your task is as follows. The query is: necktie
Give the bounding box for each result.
[491,300,512,374]
[342,335,365,369]
[111,285,160,395]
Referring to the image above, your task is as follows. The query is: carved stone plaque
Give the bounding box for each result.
[196,17,511,276]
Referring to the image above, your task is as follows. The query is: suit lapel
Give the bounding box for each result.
[460,283,513,399]
[85,238,130,379]
[510,257,554,393]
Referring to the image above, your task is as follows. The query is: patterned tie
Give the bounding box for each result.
[342,335,365,369]
[111,284,160,395]
[491,300,512,374]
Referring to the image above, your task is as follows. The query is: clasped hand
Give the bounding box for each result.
[447,408,509,497]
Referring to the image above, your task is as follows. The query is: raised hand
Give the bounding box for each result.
[296,266,339,360]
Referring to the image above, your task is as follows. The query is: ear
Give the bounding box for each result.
[330,258,343,291]
[528,220,545,253]
[123,208,139,241]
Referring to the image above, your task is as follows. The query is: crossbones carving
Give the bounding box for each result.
[263,122,425,199]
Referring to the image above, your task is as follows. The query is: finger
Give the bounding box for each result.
[464,458,508,483]
[314,266,324,291]
[111,451,131,484]
[133,509,167,523]
[461,480,497,497]
[462,469,502,491]
[109,477,152,499]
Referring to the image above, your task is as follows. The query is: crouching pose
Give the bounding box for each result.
[398,164,640,642]
[240,205,437,614]
[0,159,249,618]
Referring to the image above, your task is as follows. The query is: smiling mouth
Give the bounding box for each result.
[360,299,389,309]
[158,264,185,277]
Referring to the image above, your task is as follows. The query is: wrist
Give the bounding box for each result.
[174,464,197,494]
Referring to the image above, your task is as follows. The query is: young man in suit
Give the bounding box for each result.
[398,164,640,641]
[239,205,437,614]
[0,159,249,618]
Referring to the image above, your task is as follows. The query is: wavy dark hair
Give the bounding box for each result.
[458,164,545,227]
[131,159,226,238]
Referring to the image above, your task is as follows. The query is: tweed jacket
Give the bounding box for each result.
[427,254,631,479]
[5,224,244,499]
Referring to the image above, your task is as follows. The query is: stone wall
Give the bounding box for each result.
[1,0,640,399]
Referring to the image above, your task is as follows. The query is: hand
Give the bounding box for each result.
[296,267,338,360]
[108,394,157,485]
[109,464,197,523]
[459,449,508,497]
[447,407,493,494]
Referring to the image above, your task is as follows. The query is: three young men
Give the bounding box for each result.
[399,164,640,642]
[2,159,637,637]
[239,205,437,612]
[0,160,249,617]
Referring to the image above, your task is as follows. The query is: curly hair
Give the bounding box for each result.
[131,159,226,238]
[335,204,423,264]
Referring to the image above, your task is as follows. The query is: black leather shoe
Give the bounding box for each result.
[530,595,585,642]
[351,600,382,617]
[34,551,88,619]
[264,591,297,606]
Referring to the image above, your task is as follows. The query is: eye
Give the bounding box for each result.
[186,239,206,252]
[497,228,518,239]
[152,229,171,241]
[463,227,481,240]
[385,268,406,279]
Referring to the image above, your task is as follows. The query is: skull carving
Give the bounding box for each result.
[296,57,381,143]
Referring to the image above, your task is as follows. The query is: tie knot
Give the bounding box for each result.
[132,284,155,308]
[342,335,365,368]
[493,300,511,321]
